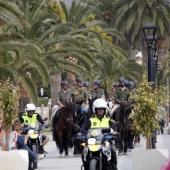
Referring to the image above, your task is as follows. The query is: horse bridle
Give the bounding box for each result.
[60,105,79,125]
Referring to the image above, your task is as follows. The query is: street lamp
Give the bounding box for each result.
[142,23,157,84]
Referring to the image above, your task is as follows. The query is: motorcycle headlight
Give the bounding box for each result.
[88,138,96,145]
[28,129,34,135]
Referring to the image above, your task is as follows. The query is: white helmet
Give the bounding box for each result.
[92,99,107,113]
[25,103,36,112]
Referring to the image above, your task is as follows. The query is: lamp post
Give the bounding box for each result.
[142,23,157,86]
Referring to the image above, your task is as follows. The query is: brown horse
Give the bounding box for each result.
[112,101,131,155]
[53,102,79,156]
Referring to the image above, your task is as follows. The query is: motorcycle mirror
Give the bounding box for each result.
[113,133,121,139]
[43,117,48,121]
[44,125,49,128]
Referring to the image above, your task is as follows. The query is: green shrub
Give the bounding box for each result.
[38,97,49,107]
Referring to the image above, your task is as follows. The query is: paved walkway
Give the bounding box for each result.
[118,126,170,170]
[42,126,170,170]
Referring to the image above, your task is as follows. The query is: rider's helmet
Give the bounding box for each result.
[61,81,68,86]
[76,77,83,83]
[119,77,125,83]
[124,80,130,87]
[129,81,135,87]
[73,82,77,86]
[83,82,90,87]
[113,82,119,87]
[92,99,107,114]
[94,80,101,86]
[25,103,36,112]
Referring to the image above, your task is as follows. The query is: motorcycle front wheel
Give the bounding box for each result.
[90,159,98,170]
[32,144,38,169]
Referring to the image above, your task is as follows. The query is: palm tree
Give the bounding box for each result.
[83,0,116,24]
[92,46,145,95]
[45,1,126,104]
[0,1,50,106]
[158,55,170,86]
[112,0,170,63]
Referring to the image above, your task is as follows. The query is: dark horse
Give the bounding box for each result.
[53,102,79,156]
[112,101,132,155]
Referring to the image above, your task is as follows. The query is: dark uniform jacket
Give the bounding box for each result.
[56,89,72,105]
[71,86,88,104]
[90,88,105,99]
[113,86,130,104]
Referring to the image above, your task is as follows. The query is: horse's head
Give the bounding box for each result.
[62,102,78,124]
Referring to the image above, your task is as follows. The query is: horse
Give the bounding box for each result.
[52,102,80,157]
[111,100,132,155]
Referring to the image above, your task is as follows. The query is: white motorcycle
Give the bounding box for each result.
[78,128,120,170]
[22,118,48,169]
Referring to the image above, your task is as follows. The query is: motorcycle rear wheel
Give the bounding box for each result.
[90,159,98,170]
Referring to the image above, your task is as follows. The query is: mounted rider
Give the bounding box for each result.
[90,80,105,100]
[111,77,130,116]
[114,77,130,104]
[71,77,89,155]
[71,77,88,107]
[51,81,72,122]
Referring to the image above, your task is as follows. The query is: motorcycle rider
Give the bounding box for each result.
[77,98,118,169]
[19,103,50,154]
[13,121,44,170]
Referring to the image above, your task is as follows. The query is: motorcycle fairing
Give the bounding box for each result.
[102,145,111,161]
[88,144,101,152]
[30,134,38,139]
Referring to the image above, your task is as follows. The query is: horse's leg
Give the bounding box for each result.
[64,129,72,156]
[129,130,135,149]
[118,130,124,156]
[57,130,64,155]
[123,129,129,154]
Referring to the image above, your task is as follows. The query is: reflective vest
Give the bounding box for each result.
[22,113,38,125]
[90,115,110,128]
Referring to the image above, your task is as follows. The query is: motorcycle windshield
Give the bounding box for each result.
[27,123,39,130]
[87,128,111,140]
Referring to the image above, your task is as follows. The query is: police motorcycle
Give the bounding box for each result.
[22,118,48,169]
[77,128,120,170]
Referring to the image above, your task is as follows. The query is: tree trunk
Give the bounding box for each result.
[2,128,10,151]
[51,73,61,107]
[66,72,75,89]
[157,38,167,62]
[18,83,30,114]
[146,136,152,149]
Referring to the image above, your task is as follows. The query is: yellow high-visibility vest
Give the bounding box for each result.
[22,113,38,124]
[90,115,110,128]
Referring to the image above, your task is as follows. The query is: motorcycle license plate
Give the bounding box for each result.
[30,134,38,139]
[88,144,101,152]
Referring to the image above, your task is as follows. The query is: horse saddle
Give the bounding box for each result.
[111,104,120,116]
